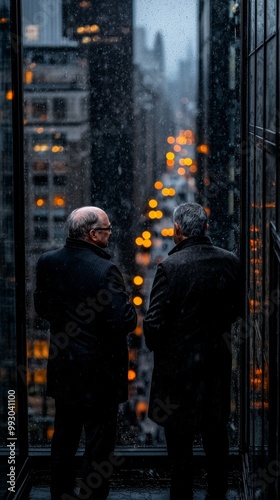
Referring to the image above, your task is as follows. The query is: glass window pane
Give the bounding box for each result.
[249,0,255,52]
[266,37,276,132]
[249,55,255,126]
[256,49,264,129]
[23,0,241,453]
[256,0,264,46]
[0,2,20,494]
[264,149,276,357]
[266,0,276,38]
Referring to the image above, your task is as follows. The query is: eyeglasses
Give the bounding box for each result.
[92,225,112,232]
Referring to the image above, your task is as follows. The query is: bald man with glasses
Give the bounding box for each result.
[34,206,137,500]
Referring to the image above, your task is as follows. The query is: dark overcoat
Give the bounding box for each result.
[34,237,137,406]
[143,235,242,429]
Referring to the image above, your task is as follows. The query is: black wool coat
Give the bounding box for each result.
[143,235,242,429]
[34,237,137,406]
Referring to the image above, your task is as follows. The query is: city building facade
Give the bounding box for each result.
[240,0,280,497]
[196,0,241,252]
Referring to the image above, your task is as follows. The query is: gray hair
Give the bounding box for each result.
[173,202,207,237]
[67,208,100,238]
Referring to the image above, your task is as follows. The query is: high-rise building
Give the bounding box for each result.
[62,0,135,274]
[196,0,240,252]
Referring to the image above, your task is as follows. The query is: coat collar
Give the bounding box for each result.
[168,235,213,256]
[65,237,112,260]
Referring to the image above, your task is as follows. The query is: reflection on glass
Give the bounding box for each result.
[0,0,19,494]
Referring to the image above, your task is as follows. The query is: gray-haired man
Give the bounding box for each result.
[143,202,242,499]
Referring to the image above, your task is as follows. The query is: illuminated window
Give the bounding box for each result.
[25,70,33,84]
[24,25,40,41]
[128,369,137,381]
[197,144,209,154]
[47,428,54,440]
[33,369,47,384]
[6,90,14,100]
[53,195,66,207]
[33,143,49,152]
[51,145,64,153]
[35,196,47,208]
[33,340,49,358]
[136,401,148,418]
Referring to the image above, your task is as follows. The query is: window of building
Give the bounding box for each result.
[34,226,49,240]
[53,225,67,241]
[52,161,68,173]
[31,100,48,120]
[52,132,66,145]
[34,195,48,208]
[53,195,66,208]
[31,53,45,64]
[33,214,48,223]
[53,98,67,120]
[33,175,48,186]
[53,175,67,186]
[32,160,49,172]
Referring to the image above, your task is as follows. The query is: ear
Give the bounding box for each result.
[89,228,98,243]
[174,222,181,234]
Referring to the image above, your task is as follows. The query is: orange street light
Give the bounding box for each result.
[133,296,143,306]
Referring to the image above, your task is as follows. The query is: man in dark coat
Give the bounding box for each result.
[34,206,137,500]
[143,202,242,500]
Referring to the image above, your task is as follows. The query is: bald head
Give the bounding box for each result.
[67,206,108,239]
